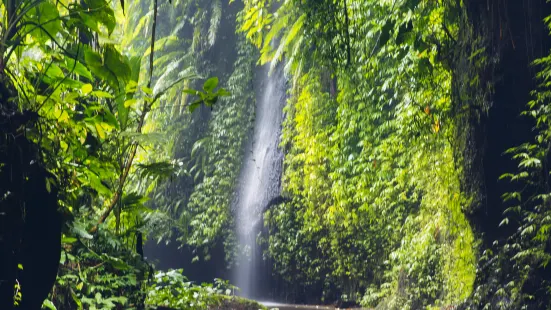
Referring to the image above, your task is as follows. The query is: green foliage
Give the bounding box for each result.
[0,0,216,307]
[184,77,231,112]
[10,0,551,308]
[145,269,238,309]
[245,0,476,307]
[53,230,148,310]
[181,36,256,260]
[137,0,258,266]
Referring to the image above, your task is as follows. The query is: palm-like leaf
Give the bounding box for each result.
[208,0,221,47]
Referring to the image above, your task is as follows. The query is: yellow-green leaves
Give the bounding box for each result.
[64,57,94,81]
[203,77,218,92]
[124,99,138,108]
[91,91,114,98]
[81,84,93,95]
[241,1,273,48]
[95,123,106,140]
[23,1,62,44]
[78,0,116,35]
[256,0,477,306]
[83,45,131,93]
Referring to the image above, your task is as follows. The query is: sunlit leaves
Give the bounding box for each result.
[241,1,273,48]
[203,76,219,92]
[42,299,56,310]
[124,98,138,108]
[146,269,241,309]
[81,83,93,94]
[0,0,198,309]
[22,1,62,43]
[79,0,117,35]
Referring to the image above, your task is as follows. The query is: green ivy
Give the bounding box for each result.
[243,0,476,307]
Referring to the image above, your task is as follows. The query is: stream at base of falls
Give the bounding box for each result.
[260,301,371,310]
[261,302,335,309]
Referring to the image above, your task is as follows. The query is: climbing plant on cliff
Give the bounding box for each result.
[243,0,477,307]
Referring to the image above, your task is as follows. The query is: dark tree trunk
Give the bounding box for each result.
[0,106,61,309]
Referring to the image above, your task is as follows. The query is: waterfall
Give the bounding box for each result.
[233,64,286,299]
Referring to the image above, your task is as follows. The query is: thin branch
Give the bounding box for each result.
[148,0,158,89]
[442,22,457,45]
[90,0,159,234]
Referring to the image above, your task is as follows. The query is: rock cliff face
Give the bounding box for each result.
[455,0,551,307]
[461,0,551,248]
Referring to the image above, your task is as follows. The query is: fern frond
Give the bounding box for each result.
[130,10,153,43]
[208,0,222,47]
[284,35,304,75]
[136,161,176,180]
[144,35,179,57]
[171,17,188,37]
[285,13,305,46]
[153,54,192,93]
[153,62,197,97]
[261,6,291,52]
[153,51,188,68]
[269,14,305,72]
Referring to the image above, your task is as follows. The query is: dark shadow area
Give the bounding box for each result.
[468,0,551,247]
[145,238,229,283]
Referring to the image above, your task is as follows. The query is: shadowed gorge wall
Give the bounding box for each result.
[455,1,551,308]
[463,0,551,247]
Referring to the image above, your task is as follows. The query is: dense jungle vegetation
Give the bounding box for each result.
[2,0,551,309]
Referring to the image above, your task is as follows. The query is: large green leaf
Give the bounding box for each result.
[203,77,219,92]
[100,254,131,270]
[84,47,119,91]
[104,45,131,84]
[42,299,57,310]
[81,0,116,35]
[63,57,94,81]
[84,170,111,196]
[24,1,61,44]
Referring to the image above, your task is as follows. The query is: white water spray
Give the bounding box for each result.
[233,64,286,298]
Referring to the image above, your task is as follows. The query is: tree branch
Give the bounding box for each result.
[89,0,159,234]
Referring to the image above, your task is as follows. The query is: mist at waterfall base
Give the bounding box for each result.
[144,64,287,302]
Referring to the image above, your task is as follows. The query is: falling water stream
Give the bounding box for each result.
[232,64,286,299]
